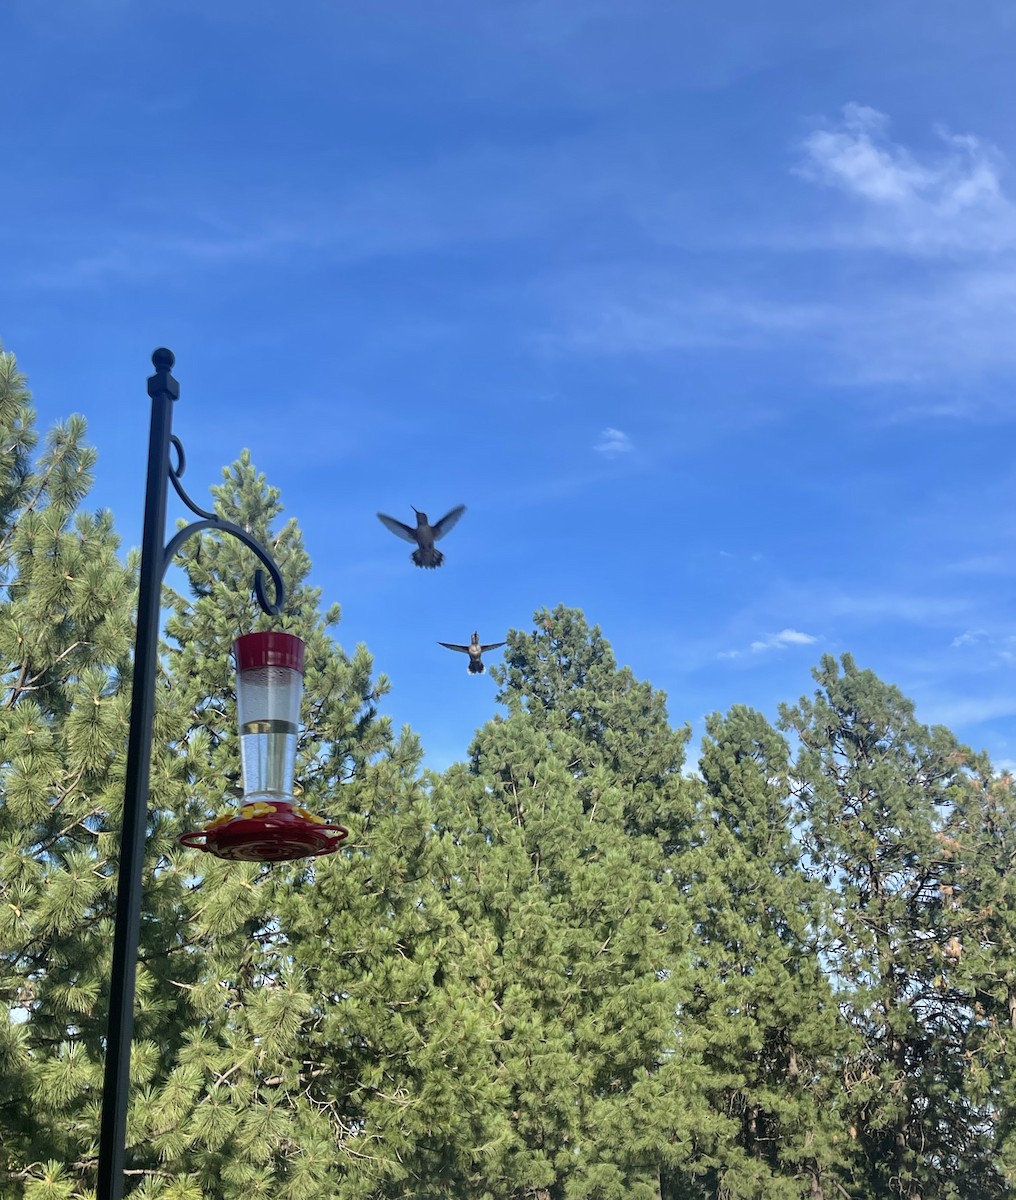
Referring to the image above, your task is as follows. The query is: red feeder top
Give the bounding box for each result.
[234,631,305,674]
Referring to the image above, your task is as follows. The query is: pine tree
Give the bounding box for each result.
[419,607,709,1198]
[492,604,694,847]
[678,705,849,1200]
[939,764,1016,1193]
[113,450,404,1200]
[10,346,1011,1200]
[0,344,406,1198]
[0,341,38,1184]
[273,742,510,1200]
[0,343,136,1195]
[168,462,493,1196]
[779,654,1003,1199]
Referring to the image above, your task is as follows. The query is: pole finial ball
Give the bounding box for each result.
[151,347,176,371]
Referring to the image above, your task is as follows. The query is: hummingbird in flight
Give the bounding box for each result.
[377,504,466,568]
[438,631,507,674]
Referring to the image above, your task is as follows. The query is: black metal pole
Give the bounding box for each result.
[94,351,285,1200]
[96,349,179,1200]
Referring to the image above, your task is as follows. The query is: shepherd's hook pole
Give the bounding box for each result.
[95,350,285,1200]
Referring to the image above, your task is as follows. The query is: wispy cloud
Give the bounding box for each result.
[785,106,1016,385]
[752,628,818,651]
[720,628,818,659]
[13,131,660,291]
[558,282,833,355]
[917,694,1016,729]
[942,553,1016,577]
[823,590,970,625]
[551,103,1016,398]
[557,265,1016,389]
[594,427,633,454]
[796,103,1016,256]
[948,628,1016,665]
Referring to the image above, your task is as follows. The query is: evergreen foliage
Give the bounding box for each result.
[1,343,136,1194]
[3,343,1015,1199]
[431,608,704,1198]
[680,705,848,1199]
[946,768,1016,1190]
[0,344,401,1198]
[780,654,1008,1199]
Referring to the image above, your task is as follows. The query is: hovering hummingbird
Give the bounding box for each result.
[438,631,507,674]
[377,504,466,568]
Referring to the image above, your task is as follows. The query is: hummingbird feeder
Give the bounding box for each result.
[179,632,348,862]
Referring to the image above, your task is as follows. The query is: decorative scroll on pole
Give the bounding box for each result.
[94,350,298,1200]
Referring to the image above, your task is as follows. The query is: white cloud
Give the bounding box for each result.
[947,629,1016,664]
[595,427,633,454]
[951,629,987,648]
[720,628,818,659]
[571,106,1009,391]
[552,256,1016,394]
[383,110,1016,395]
[796,103,1016,255]
[560,283,834,356]
[750,628,818,652]
[822,589,970,626]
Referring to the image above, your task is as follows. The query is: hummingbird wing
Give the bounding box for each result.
[431,504,466,541]
[438,641,471,653]
[377,512,417,543]
[479,641,507,652]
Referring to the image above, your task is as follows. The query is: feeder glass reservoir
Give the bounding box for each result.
[235,632,304,801]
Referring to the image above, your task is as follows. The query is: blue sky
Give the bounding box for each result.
[4,0,1016,773]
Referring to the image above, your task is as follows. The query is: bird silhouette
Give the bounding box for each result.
[438,631,507,674]
[377,505,466,568]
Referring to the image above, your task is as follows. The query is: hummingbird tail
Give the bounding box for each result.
[412,548,444,568]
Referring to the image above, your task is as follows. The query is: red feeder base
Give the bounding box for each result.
[179,799,349,862]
